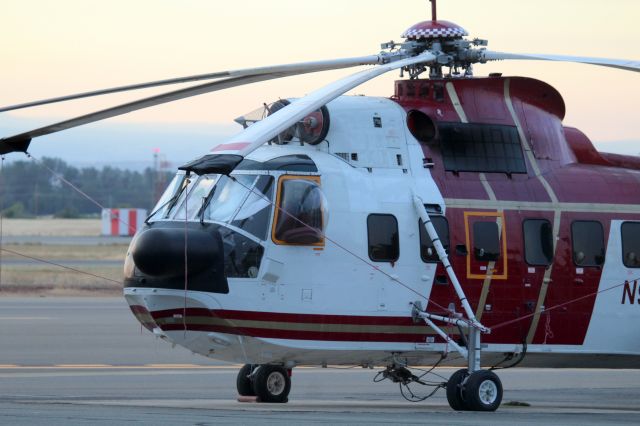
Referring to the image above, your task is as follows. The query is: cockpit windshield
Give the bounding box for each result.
[204,175,255,222]
[204,174,274,240]
[146,173,187,222]
[148,172,274,241]
[173,175,218,220]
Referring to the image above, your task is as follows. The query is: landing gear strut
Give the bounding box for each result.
[236,364,291,403]
[413,197,505,411]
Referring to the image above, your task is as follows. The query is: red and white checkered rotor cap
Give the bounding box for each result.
[402,20,468,40]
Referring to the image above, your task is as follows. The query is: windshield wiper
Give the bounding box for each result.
[199,184,219,225]
[145,176,189,223]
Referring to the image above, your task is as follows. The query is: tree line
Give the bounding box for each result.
[0,157,172,218]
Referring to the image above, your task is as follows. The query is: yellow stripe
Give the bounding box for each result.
[445,82,469,123]
[445,198,640,214]
[155,315,459,335]
[527,210,562,343]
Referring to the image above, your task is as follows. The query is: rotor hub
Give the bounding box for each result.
[402,20,468,40]
[390,19,485,80]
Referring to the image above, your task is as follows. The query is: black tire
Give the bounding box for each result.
[462,370,503,411]
[446,368,469,411]
[252,365,291,403]
[236,364,256,396]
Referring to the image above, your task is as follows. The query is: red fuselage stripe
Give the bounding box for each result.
[149,307,431,326]
[159,323,430,343]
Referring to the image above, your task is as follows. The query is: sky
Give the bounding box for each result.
[0,0,638,167]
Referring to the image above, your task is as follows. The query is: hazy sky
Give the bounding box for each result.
[1,0,638,162]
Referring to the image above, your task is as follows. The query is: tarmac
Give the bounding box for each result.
[1,297,639,425]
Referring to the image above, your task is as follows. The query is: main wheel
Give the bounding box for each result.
[462,370,503,411]
[252,365,291,403]
[446,368,469,411]
[236,364,256,396]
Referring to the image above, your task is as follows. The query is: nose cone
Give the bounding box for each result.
[132,227,217,277]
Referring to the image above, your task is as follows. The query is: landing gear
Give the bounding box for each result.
[252,365,291,403]
[463,370,502,411]
[445,368,503,412]
[236,364,256,396]
[236,364,291,403]
[413,204,505,411]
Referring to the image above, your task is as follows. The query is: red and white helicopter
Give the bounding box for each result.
[1,0,639,412]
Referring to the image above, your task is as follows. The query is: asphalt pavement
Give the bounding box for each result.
[0,297,639,425]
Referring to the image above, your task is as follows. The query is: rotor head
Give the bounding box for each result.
[402,20,468,40]
[383,19,486,79]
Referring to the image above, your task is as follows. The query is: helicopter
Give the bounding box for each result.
[1,0,639,413]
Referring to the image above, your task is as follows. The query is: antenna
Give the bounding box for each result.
[430,0,437,21]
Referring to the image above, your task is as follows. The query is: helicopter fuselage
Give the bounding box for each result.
[124,75,640,368]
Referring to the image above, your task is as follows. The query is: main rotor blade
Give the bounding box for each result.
[482,51,640,73]
[0,55,381,113]
[228,52,436,159]
[0,71,300,155]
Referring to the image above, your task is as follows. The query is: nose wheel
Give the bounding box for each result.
[236,364,291,403]
[446,368,503,411]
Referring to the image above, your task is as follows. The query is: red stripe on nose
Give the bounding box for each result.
[211,142,250,152]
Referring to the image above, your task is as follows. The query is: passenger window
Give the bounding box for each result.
[368,214,399,262]
[523,219,553,266]
[621,222,640,268]
[473,221,500,261]
[571,221,605,266]
[272,176,325,245]
[419,216,449,263]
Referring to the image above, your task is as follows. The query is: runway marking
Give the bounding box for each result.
[145,363,212,368]
[56,364,112,368]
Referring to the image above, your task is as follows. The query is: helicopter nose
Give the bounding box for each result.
[131,227,219,277]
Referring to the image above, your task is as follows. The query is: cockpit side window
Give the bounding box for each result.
[272,176,325,245]
[230,175,274,240]
[204,174,255,223]
[202,174,274,240]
